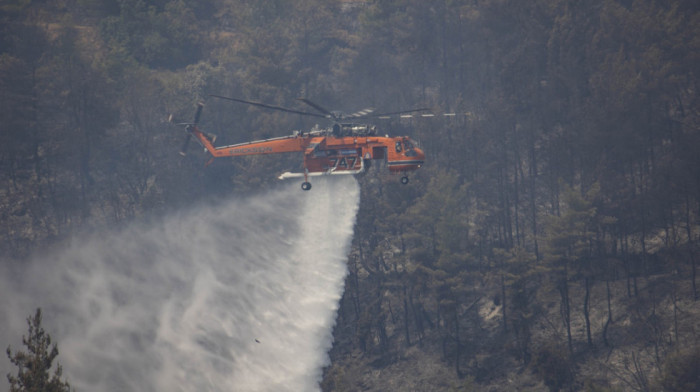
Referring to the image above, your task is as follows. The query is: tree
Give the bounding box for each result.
[532,341,574,392]
[654,347,700,392]
[542,183,598,353]
[497,246,539,363]
[6,308,71,392]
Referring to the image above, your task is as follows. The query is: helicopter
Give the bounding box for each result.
[178,95,427,191]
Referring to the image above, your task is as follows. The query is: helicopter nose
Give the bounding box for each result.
[406,148,424,169]
[415,147,425,164]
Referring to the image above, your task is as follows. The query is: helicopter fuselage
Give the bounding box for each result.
[179,99,427,190]
[190,125,425,180]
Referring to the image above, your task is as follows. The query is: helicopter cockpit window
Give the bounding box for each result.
[405,141,416,157]
[395,142,402,153]
[404,139,419,157]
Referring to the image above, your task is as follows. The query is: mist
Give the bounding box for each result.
[1,176,359,391]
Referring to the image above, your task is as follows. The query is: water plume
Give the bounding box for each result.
[1,176,359,392]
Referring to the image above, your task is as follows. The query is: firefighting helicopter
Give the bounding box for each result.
[177,95,427,191]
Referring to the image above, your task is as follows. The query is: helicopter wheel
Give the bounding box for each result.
[301,182,312,191]
[400,176,409,185]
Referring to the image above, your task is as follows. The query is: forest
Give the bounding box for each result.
[2,0,700,390]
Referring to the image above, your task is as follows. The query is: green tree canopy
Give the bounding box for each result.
[6,308,71,392]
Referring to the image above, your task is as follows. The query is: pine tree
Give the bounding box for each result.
[6,308,71,392]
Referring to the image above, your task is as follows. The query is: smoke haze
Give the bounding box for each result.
[1,176,360,391]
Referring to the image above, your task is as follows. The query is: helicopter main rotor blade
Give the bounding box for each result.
[346,108,375,118]
[210,95,326,118]
[296,98,335,119]
[364,107,433,119]
[297,99,377,121]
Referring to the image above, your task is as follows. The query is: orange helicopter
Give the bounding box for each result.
[178,95,426,191]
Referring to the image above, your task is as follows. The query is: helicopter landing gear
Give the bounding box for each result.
[301,182,312,191]
[400,176,409,185]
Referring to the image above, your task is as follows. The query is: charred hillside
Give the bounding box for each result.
[2,1,699,391]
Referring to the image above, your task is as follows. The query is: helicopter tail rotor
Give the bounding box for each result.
[179,102,204,156]
[179,133,192,156]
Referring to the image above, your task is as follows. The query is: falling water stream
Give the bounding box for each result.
[1,176,359,392]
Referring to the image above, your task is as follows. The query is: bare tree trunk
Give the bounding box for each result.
[583,276,593,347]
[686,192,698,300]
[672,280,679,344]
[559,266,573,355]
[501,273,508,333]
[513,124,522,247]
[622,233,632,298]
[603,278,613,347]
[692,252,697,301]
[402,284,411,346]
[453,310,463,377]
[351,258,361,321]
[409,293,425,346]
[528,126,540,260]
